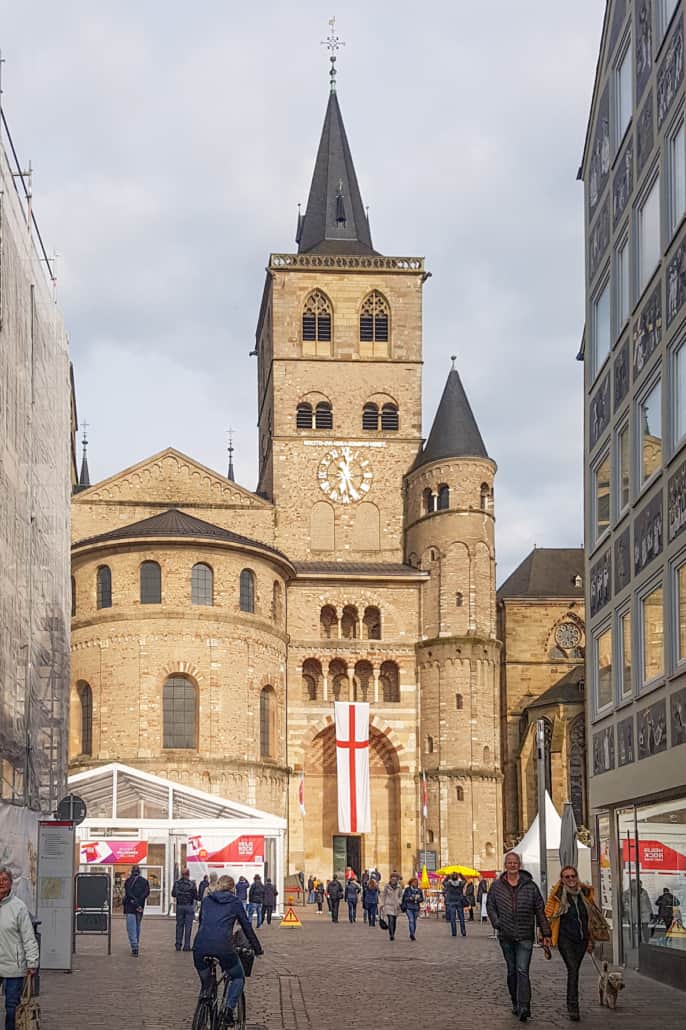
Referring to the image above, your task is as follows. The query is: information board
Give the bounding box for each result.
[36,821,74,970]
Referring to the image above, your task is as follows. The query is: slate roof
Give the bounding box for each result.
[412,367,489,470]
[297,90,376,256]
[497,548,584,599]
[73,508,290,563]
[526,665,585,710]
[294,562,426,578]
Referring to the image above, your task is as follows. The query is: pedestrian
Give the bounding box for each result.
[380,874,403,940]
[0,865,39,1030]
[171,866,198,951]
[545,865,604,1022]
[345,877,361,923]
[198,874,210,901]
[487,851,552,1023]
[307,875,314,904]
[654,887,680,934]
[401,877,424,941]
[477,876,489,923]
[248,874,265,927]
[622,879,653,942]
[465,880,476,921]
[235,874,249,912]
[262,878,278,925]
[123,863,150,956]
[363,878,379,927]
[443,873,468,937]
[371,866,381,882]
[326,875,343,922]
[314,879,325,914]
[193,876,263,1028]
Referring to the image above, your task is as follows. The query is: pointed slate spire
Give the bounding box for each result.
[413,358,489,470]
[297,90,376,255]
[227,428,235,482]
[77,424,91,490]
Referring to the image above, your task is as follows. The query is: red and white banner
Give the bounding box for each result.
[80,840,148,865]
[187,834,264,864]
[335,701,371,834]
[298,769,306,816]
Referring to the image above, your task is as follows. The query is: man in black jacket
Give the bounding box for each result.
[172,867,198,951]
[487,852,552,1023]
[326,875,343,923]
[123,865,150,956]
[248,874,265,927]
[443,874,468,937]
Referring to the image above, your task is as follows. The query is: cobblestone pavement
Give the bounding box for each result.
[36,909,685,1029]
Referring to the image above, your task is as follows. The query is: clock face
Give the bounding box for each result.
[317,446,373,505]
[555,622,581,649]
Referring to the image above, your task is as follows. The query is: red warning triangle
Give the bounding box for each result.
[280,906,302,927]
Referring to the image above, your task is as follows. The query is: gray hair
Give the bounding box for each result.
[0,866,13,882]
[208,871,218,883]
[504,851,522,867]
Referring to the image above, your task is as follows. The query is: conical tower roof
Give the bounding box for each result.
[297,90,375,255]
[413,364,489,470]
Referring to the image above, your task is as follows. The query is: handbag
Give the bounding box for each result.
[378,916,388,930]
[587,899,610,942]
[15,975,41,1030]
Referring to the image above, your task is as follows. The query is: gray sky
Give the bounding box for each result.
[2,1,603,582]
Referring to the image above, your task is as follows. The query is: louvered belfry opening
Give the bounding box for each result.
[296,402,314,429]
[315,401,333,429]
[362,402,379,430]
[360,291,389,342]
[380,403,399,431]
[302,290,332,342]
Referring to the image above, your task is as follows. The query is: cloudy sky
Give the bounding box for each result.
[2,1,603,581]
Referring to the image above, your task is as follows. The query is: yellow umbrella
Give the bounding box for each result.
[420,864,431,890]
[435,864,480,878]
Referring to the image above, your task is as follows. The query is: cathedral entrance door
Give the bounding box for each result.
[333,834,361,879]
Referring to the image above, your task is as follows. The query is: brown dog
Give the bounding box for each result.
[598,961,625,1009]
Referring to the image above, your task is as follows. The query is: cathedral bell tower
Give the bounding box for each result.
[405,361,503,870]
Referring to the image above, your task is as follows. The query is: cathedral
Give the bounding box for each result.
[69,72,503,881]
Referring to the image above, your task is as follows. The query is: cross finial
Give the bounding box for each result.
[322,16,345,92]
[81,420,89,447]
[226,427,235,482]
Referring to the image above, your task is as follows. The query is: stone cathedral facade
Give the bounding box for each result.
[69,81,503,878]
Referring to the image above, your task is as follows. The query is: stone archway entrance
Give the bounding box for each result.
[303,724,401,879]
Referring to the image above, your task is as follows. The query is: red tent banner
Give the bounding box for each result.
[621,838,686,872]
[335,701,371,834]
[80,840,148,865]
[187,834,265,864]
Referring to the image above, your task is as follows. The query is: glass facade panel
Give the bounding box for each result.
[596,626,613,710]
[642,585,664,683]
[670,122,686,234]
[659,0,680,40]
[676,343,686,444]
[640,380,662,483]
[617,45,632,143]
[618,423,630,510]
[621,610,633,698]
[678,563,686,662]
[639,177,660,294]
[617,239,630,329]
[594,282,611,375]
[594,452,611,541]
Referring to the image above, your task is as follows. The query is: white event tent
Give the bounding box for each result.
[512,792,591,889]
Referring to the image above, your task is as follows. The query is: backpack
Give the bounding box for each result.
[15,975,41,1030]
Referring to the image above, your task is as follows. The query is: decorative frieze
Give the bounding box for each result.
[632,283,662,377]
[636,90,654,179]
[618,715,635,766]
[666,233,686,327]
[609,0,628,59]
[638,698,668,759]
[635,0,654,104]
[270,254,424,273]
[614,338,630,411]
[671,686,686,746]
[613,138,633,227]
[633,492,663,574]
[615,526,632,594]
[590,549,612,617]
[590,373,611,450]
[589,199,611,281]
[657,16,684,127]
[668,457,686,542]
[592,725,615,774]
[589,84,610,216]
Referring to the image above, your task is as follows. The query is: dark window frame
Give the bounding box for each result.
[140,561,162,604]
[96,565,112,609]
[191,563,213,606]
[240,568,255,613]
[163,675,197,750]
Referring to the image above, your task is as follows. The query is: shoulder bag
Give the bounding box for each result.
[15,975,41,1030]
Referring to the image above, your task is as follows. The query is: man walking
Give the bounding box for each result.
[262,878,278,925]
[0,866,39,1030]
[487,852,551,1022]
[326,875,343,923]
[171,866,198,951]
[443,873,468,937]
[236,875,249,911]
[345,877,361,923]
[248,874,265,927]
[123,864,150,956]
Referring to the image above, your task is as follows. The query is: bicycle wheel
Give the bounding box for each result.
[234,992,246,1030]
[191,997,215,1030]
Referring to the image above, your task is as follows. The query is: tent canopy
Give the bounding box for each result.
[513,792,588,860]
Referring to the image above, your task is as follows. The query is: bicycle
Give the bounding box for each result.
[191,954,247,1030]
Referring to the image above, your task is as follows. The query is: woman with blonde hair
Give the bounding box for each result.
[545,865,607,1022]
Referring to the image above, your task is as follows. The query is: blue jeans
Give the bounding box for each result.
[193,950,244,1012]
[126,911,143,951]
[247,902,263,926]
[407,908,418,938]
[2,976,25,1030]
[499,938,534,1015]
[366,903,377,927]
[175,904,195,949]
[347,900,358,923]
[447,903,466,936]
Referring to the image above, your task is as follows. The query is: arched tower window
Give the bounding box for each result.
[315,401,333,429]
[260,686,276,758]
[96,565,112,610]
[380,403,399,431]
[380,660,400,703]
[362,606,381,640]
[455,693,464,710]
[329,659,349,701]
[302,290,332,344]
[163,675,197,749]
[483,745,491,766]
[423,488,435,515]
[426,735,434,754]
[71,576,76,618]
[78,681,93,756]
[272,581,282,623]
[427,828,435,843]
[353,660,373,701]
[360,291,390,344]
[239,569,255,613]
[191,563,213,606]
[480,483,491,511]
[296,402,314,428]
[302,659,322,702]
[455,592,464,607]
[140,561,161,604]
[341,605,358,640]
[456,785,464,802]
[320,605,338,639]
[362,402,379,431]
[437,484,450,510]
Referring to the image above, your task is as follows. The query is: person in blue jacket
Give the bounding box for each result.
[193,875,263,1028]
[235,875,249,912]
[401,878,424,941]
[345,878,361,923]
[363,878,379,927]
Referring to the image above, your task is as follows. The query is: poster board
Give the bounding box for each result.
[36,821,75,970]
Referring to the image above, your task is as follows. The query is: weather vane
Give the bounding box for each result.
[322,16,345,92]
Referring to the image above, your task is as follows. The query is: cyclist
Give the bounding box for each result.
[193,874,263,1027]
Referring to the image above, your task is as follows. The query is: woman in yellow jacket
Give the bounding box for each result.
[544,867,595,1022]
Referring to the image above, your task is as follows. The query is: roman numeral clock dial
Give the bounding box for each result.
[317,446,373,505]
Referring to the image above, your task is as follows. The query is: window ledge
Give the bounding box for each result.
[591,705,615,726]
[635,468,663,506]
[637,676,666,699]
[588,528,612,561]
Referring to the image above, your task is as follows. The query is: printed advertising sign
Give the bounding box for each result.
[80,840,148,865]
[187,834,264,864]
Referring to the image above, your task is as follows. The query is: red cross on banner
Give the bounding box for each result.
[335,702,371,834]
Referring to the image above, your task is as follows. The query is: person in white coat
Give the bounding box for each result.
[0,866,39,1030]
